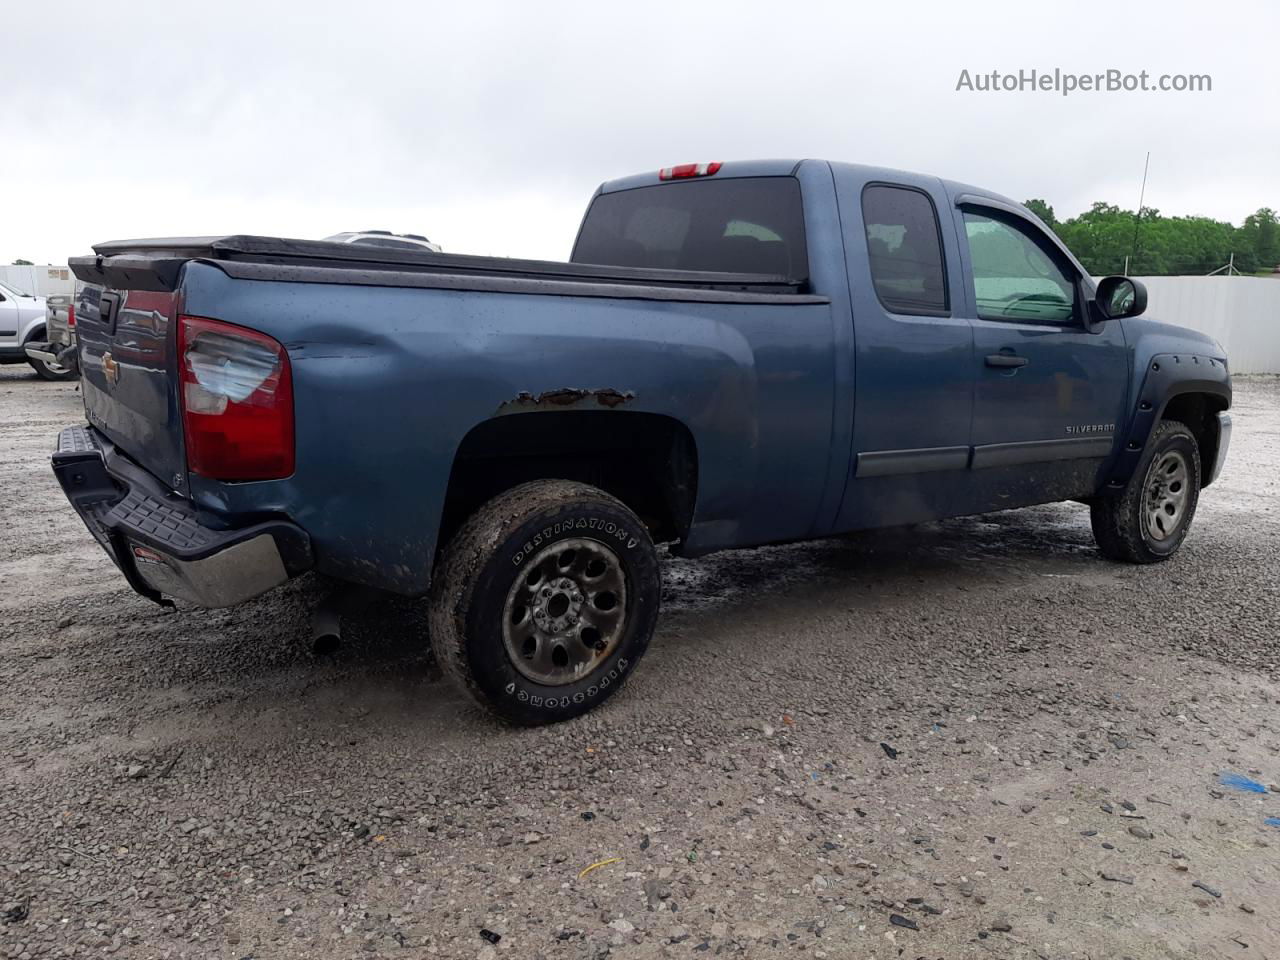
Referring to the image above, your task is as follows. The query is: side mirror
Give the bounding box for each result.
[1095,276,1147,320]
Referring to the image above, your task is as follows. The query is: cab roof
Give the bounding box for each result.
[597,158,1023,213]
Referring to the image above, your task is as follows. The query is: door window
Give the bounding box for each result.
[963,212,1077,324]
[861,185,949,316]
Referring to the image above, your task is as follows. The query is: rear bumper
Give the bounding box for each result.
[51,425,312,607]
[24,342,59,365]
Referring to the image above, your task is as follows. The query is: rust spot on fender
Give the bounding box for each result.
[593,389,633,408]
[499,388,635,413]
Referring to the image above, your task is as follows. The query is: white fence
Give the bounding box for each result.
[1133,276,1280,375]
[2,264,1276,371]
[0,265,77,298]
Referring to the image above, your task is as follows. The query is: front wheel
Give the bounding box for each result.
[428,480,660,725]
[1091,420,1201,563]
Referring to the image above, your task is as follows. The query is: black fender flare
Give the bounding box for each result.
[1104,352,1230,491]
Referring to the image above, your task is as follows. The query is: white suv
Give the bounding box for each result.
[0,280,70,380]
[323,231,442,252]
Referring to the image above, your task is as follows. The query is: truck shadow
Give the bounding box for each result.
[297,500,1099,671]
[661,500,1100,617]
[93,499,1107,751]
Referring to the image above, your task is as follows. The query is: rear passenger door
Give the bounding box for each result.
[833,172,975,530]
[957,204,1129,510]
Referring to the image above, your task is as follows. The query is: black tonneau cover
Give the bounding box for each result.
[69,235,809,296]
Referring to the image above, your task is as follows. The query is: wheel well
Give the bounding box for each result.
[22,323,47,344]
[1161,392,1227,487]
[438,411,697,550]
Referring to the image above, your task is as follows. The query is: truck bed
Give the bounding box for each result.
[69,235,811,298]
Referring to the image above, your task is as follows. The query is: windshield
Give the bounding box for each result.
[572,176,808,280]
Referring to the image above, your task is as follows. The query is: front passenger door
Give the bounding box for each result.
[0,286,21,354]
[961,207,1130,512]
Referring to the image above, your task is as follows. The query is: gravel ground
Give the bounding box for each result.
[1,365,1278,960]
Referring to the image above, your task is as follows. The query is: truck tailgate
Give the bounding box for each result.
[76,285,187,494]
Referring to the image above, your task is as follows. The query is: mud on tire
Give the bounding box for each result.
[1091,419,1201,564]
[428,480,660,725]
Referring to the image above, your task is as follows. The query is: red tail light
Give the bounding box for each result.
[658,162,722,180]
[67,304,76,328]
[178,315,294,481]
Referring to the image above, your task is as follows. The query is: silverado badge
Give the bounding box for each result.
[1065,423,1113,435]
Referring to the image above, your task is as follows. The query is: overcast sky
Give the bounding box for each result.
[3,0,1276,265]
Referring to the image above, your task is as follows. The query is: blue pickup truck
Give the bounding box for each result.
[57,159,1231,724]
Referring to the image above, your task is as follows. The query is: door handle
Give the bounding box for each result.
[985,353,1029,368]
[97,292,120,334]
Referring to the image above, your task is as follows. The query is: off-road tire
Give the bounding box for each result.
[28,355,77,381]
[1091,420,1201,563]
[428,480,660,725]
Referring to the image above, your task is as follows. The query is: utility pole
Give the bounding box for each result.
[1130,151,1150,274]
[1123,255,1129,277]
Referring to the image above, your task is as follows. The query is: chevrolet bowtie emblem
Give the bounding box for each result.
[102,351,120,386]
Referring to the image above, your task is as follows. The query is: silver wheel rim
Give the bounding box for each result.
[1145,449,1191,541]
[502,537,628,686]
[42,358,69,375]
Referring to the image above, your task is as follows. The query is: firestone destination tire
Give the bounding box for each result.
[428,480,660,725]
[28,354,77,381]
[1091,420,1201,564]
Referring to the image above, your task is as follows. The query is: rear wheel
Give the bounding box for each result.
[28,354,76,381]
[428,480,660,725]
[1091,420,1201,563]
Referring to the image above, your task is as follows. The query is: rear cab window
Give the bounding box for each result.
[572,177,808,280]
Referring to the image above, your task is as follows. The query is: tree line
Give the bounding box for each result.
[12,204,1280,278]
[1023,200,1279,277]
